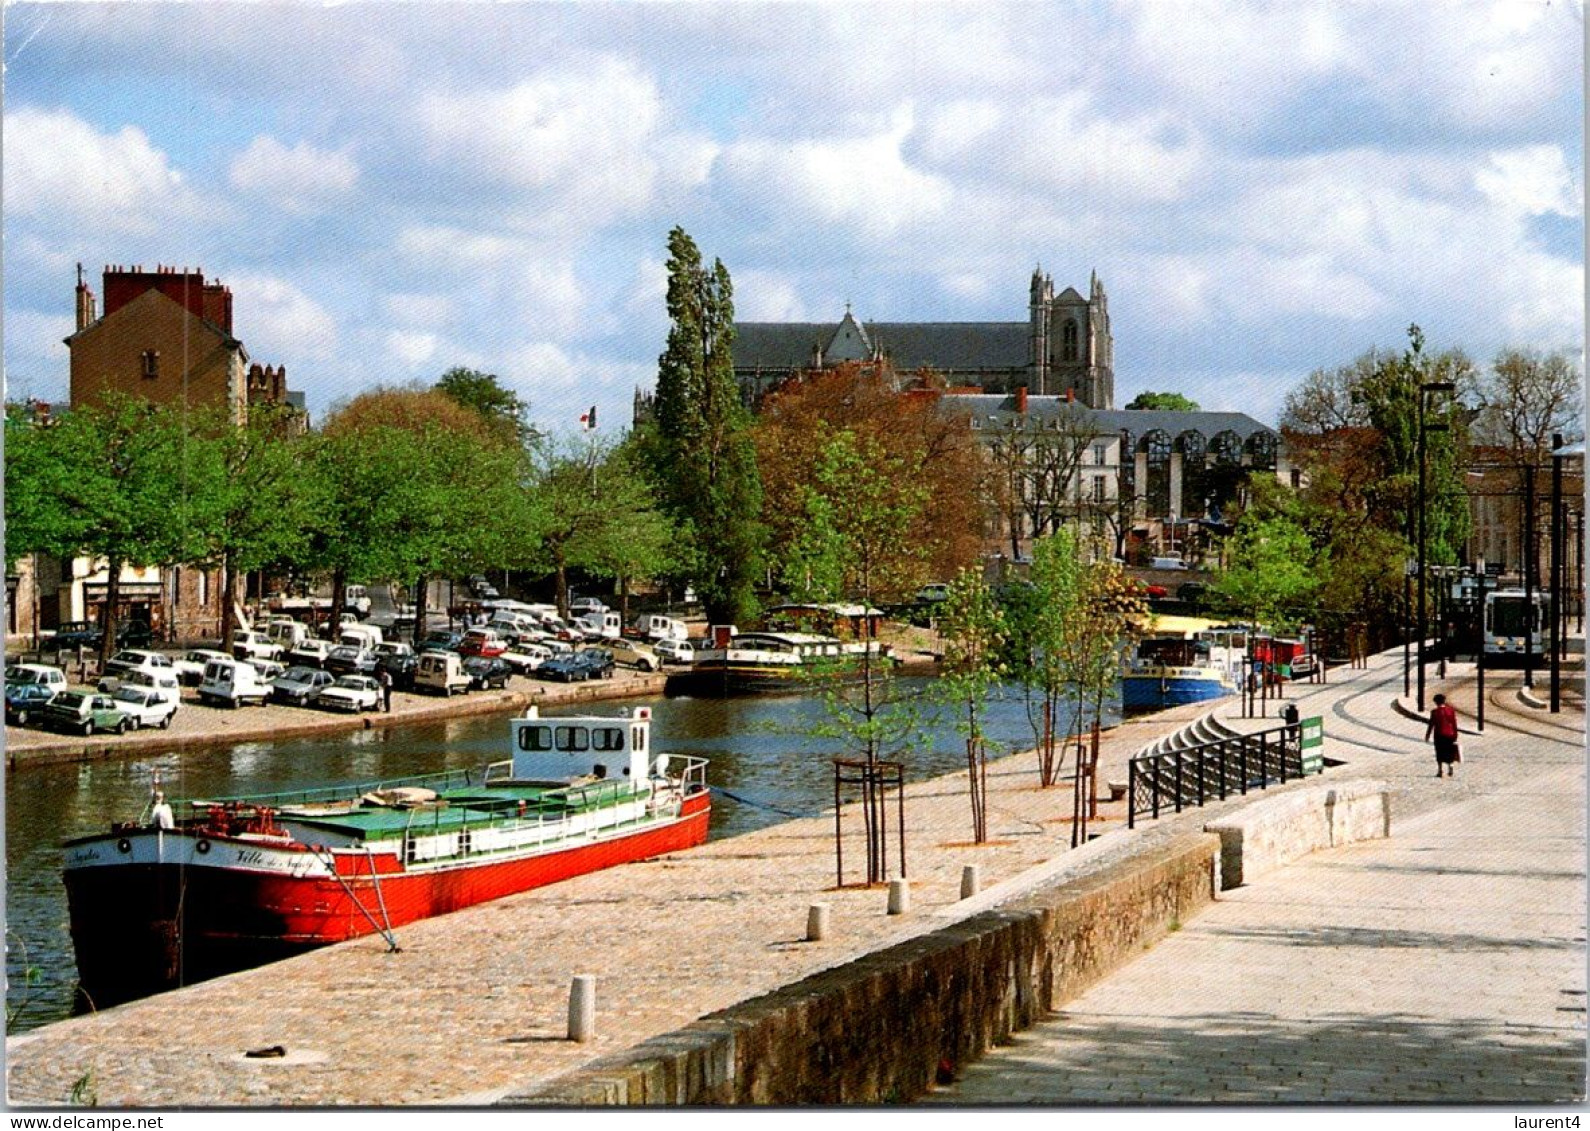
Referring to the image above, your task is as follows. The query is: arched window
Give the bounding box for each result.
[1245,430,1277,471]
[1178,430,1207,518]
[1205,431,1246,517]
[1142,429,1172,519]
[1062,319,1078,362]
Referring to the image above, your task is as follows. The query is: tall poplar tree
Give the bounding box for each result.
[651,227,764,625]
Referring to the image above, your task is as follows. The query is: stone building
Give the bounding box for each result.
[730,268,1114,409]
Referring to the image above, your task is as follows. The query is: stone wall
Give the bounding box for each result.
[1205,779,1390,890]
[505,831,1219,1106]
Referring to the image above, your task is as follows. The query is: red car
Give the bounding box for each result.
[457,628,508,658]
[1136,581,1169,599]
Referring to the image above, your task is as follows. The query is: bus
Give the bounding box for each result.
[1483,589,1550,664]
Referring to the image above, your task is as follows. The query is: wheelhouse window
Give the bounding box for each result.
[555,725,590,752]
[592,726,625,752]
[517,725,554,752]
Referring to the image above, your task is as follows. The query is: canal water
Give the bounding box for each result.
[5,679,1118,1033]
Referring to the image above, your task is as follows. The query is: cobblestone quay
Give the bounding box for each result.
[5,688,1215,1106]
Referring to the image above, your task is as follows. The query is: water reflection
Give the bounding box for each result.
[5,679,1115,1032]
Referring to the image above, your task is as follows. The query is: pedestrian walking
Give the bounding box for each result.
[377,667,393,713]
[1282,701,1299,728]
[1423,692,1460,777]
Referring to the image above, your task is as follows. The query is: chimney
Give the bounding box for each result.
[1015,385,1028,414]
[75,263,97,331]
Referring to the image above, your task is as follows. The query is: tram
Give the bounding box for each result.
[1482,588,1550,664]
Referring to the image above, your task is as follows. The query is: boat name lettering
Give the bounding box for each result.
[235,849,266,865]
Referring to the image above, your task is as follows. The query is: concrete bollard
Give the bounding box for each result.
[887,878,911,915]
[568,974,596,1043]
[806,903,831,941]
[960,864,981,900]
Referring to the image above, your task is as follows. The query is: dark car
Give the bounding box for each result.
[574,647,615,681]
[1177,582,1209,609]
[538,650,605,682]
[374,647,419,691]
[462,655,512,690]
[419,630,464,654]
[5,683,57,726]
[51,620,154,651]
[325,644,377,677]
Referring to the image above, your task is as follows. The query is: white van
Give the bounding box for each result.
[266,618,310,650]
[339,624,384,651]
[415,651,471,696]
[575,611,623,640]
[344,584,372,618]
[632,614,688,643]
[199,658,271,708]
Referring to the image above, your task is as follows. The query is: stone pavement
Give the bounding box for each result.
[925,650,1587,1104]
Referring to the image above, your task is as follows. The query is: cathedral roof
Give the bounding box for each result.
[735,320,1028,372]
[943,394,1276,437]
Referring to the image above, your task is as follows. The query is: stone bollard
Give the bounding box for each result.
[887,878,911,915]
[806,903,831,941]
[960,864,981,900]
[568,974,596,1043]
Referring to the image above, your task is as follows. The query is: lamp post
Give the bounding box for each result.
[1416,380,1454,713]
[1523,459,1536,689]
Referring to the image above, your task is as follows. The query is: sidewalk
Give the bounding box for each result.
[925,650,1587,1104]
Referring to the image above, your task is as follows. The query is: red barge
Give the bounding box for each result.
[63,705,710,1006]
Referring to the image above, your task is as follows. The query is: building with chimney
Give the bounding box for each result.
[32,265,308,643]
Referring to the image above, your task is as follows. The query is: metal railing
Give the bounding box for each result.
[1128,723,1317,828]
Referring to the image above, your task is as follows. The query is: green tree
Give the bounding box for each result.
[937,568,1007,843]
[3,395,224,663]
[575,437,681,620]
[1207,513,1322,631]
[650,227,765,625]
[1125,391,1201,412]
[434,367,536,448]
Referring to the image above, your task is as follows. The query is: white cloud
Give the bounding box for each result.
[1474,146,1582,217]
[227,135,359,212]
[3,107,205,235]
[382,292,455,327]
[225,272,338,362]
[385,330,438,367]
[715,106,951,240]
[733,272,812,321]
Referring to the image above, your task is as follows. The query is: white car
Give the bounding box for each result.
[230,630,284,663]
[318,674,381,712]
[248,658,288,684]
[286,639,336,669]
[569,597,608,617]
[173,649,230,686]
[500,642,553,674]
[99,649,176,690]
[106,668,182,708]
[111,684,177,730]
[655,639,695,665]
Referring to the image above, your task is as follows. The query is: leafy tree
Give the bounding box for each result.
[1474,348,1582,455]
[937,568,1006,843]
[434,367,536,448]
[649,227,764,625]
[1125,391,1200,412]
[1207,513,1322,631]
[753,361,987,586]
[203,403,322,644]
[4,395,224,663]
[314,388,532,642]
[985,398,1099,560]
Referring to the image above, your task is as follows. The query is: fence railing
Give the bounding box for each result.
[1128,721,1322,828]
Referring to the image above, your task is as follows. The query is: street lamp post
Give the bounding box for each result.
[1523,460,1536,689]
[1549,433,1568,713]
[1416,380,1454,713]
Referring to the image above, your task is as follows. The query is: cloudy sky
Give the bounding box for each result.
[3,2,1582,433]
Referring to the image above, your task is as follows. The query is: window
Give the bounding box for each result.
[198,570,209,607]
[141,350,159,379]
[1094,443,1108,466]
[555,725,590,752]
[517,725,553,751]
[1062,320,1078,361]
[1093,477,1106,503]
[592,726,625,752]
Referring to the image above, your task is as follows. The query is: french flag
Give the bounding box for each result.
[579,405,597,431]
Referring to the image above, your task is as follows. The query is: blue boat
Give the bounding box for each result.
[1121,618,1244,712]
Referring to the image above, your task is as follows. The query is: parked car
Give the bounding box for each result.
[654,638,695,665]
[50,621,103,651]
[325,644,377,677]
[98,649,177,692]
[230,630,284,663]
[318,674,381,712]
[541,648,615,682]
[248,658,288,684]
[173,649,231,686]
[415,650,471,696]
[575,611,623,640]
[499,642,553,675]
[373,642,418,690]
[632,614,689,644]
[338,624,384,651]
[286,638,337,669]
[458,628,508,658]
[198,659,271,708]
[5,666,64,725]
[111,684,178,730]
[419,630,464,654]
[915,583,951,604]
[1135,581,1169,600]
[462,655,512,690]
[1149,555,1188,571]
[105,668,181,708]
[1177,582,1209,609]
[608,638,660,672]
[42,691,131,735]
[570,597,608,617]
[264,618,311,651]
[344,584,372,619]
[272,666,336,707]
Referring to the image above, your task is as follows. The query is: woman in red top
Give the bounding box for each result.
[1423,693,1460,777]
